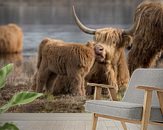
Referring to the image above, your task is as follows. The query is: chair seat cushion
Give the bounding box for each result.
[85,100,163,122]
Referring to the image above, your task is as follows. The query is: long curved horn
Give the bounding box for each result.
[72,5,96,35]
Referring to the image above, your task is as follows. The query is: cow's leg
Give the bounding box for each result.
[81,76,86,96]
[36,63,50,93]
[31,71,37,91]
[46,73,57,93]
[68,74,83,96]
[52,75,66,95]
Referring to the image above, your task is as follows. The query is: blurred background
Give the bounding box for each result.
[0,0,142,56]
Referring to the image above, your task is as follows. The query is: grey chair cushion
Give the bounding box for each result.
[85,100,163,123]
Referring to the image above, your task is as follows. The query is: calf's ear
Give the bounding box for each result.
[86,41,95,47]
[122,34,133,48]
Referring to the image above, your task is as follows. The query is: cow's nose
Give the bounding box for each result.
[95,45,104,53]
[99,47,104,51]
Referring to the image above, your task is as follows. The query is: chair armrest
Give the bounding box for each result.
[137,86,163,92]
[136,85,163,123]
[87,82,115,89]
[137,86,163,124]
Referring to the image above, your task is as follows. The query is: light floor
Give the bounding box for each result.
[0,113,140,130]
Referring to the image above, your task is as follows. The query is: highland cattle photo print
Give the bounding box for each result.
[0,0,163,130]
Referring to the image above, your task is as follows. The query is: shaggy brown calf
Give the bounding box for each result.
[34,38,96,96]
[0,24,23,53]
[32,31,129,99]
[73,7,131,100]
[128,1,163,75]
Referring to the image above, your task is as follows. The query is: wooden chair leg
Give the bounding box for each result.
[157,91,163,114]
[107,88,113,101]
[94,86,102,100]
[141,90,152,130]
[92,113,98,130]
[110,88,118,101]
[121,121,127,130]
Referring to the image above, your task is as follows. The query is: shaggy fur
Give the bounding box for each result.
[0,24,23,53]
[86,28,130,100]
[32,29,130,99]
[128,1,163,75]
[34,38,95,96]
[32,72,79,95]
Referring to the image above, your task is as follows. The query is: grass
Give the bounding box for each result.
[0,54,163,113]
[0,54,90,113]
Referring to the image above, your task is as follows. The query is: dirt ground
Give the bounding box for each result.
[0,55,162,113]
[0,83,87,113]
[0,82,114,113]
[0,55,109,113]
[0,56,80,113]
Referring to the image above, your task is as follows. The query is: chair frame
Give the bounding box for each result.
[87,82,116,101]
[87,82,163,130]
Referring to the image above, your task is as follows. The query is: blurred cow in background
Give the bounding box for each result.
[0,24,23,53]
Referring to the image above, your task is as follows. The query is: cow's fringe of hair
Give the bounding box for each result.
[128,1,163,75]
[94,28,124,47]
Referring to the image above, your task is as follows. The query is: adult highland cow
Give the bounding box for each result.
[73,6,131,100]
[34,38,97,96]
[0,24,23,53]
[128,1,163,75]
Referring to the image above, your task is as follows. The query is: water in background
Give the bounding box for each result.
[0,0,142,56]
[0,0,142,66]
[0,0,142,25]
[22,24,128,56]
[22,24,93,56]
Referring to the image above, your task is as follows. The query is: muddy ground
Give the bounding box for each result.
[0,83,87,113]
[0,55,162,113]
[0,55,109,113]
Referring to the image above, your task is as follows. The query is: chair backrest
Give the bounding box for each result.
[123,68,163,107]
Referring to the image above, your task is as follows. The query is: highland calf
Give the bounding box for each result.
[0,24,23,53]
[34,38,96,96]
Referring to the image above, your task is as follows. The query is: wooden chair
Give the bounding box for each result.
[87,82,116,101]
[85,68,163,130]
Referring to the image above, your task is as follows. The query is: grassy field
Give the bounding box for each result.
[0,54,162,113]
[0,55,106,113]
